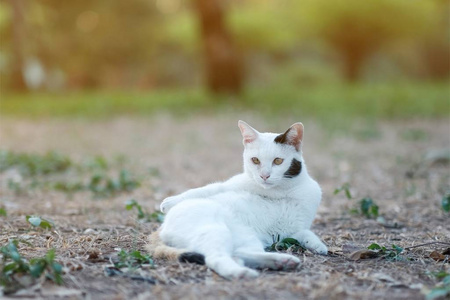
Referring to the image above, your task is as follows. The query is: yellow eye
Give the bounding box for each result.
[273,158,284,165]
[251,157,260,165]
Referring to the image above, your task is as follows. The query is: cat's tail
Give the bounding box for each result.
[146,229,205,265]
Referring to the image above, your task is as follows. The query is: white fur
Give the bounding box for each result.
[159,121,327,279]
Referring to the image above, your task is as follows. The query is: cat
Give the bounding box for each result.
[147,120,327,279]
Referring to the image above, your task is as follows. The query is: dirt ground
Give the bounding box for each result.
[1,114,449,299]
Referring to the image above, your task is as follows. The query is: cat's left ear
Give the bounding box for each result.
[274,123,304,151]
[238,120,259,145]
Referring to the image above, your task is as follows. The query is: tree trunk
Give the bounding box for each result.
[342,51,365,82]
[194,0,244,95]
[9,0,27,91]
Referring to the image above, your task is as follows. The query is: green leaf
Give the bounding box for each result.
[426,288,450,300]
[349,208,359,215]
[392,244,403,254]
[39,219,53,229]
[334,183,352,199]
[125,199,146,219]
[29,260,46,278]
[3,262,19,275]
[149,212,165,223]
[125,199,137,210]
[280,238,301,246]
[429,271,449,279]
[367,243,382,251]
[370,204,379,218]
[359,197,379,218]
[45,249,56,262]
[442,194,450,212]
[26,215,54,229]
[345,189,352,200]
[0,207,6,217]
[26,215,42,227]
[51,262,63,273]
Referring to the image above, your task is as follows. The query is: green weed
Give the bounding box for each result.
[1,151,142,198]
[88,170,140,197]
[0,207,6,217]
[125,199,164,223]
[442,194,450,213]
[84,155,109,171]
[401,129,428,141]
[0,151,72,176]
[358,198,379,219]
[0,241,62,294]
[266,235,306,253]
[367,243,404,261]
[115,249,154,269]
[335,184,380,218]
[52,181,85,194]
[25,216,54,229]
[334,183,352,200]
[426,271,450,300]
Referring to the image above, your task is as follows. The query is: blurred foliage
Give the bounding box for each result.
[0,150,72,176]
[0,150,143,198]
[88,170,141,197]
[0,0,448,91]
[1,82,448,123]
[115,249,154,269]
[125,199,165,223]
[1,241,63,294]
[302,0,444,81]
[26,215,54,229]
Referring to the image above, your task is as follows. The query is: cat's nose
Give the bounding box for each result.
[260,174,270,181]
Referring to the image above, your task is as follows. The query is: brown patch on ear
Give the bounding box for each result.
[238,120,259,145]
[274,122,304,151]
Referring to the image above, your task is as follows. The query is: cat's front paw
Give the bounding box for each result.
[297,230,328,255]
[160,195,184,213]
[306,240,328,255]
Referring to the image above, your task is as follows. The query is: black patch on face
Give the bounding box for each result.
[179,252,205,265]
[284,159,302,178]
[274,129,289,145]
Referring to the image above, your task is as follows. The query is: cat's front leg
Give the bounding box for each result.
[294,229,328,255]
[160,181,230,213]
[160,195,185,213]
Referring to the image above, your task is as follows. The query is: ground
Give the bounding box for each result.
[0,114,449,299]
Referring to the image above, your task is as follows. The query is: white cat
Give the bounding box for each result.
[148,121,327,279]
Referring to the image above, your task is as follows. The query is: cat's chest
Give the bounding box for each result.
[234,196,306,233]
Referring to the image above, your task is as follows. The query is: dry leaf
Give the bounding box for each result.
[429,250,446,261]
[348,250,379,260]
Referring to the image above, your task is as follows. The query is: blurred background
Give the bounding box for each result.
[0,0,448,120]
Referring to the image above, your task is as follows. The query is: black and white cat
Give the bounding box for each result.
[148,121,327,279]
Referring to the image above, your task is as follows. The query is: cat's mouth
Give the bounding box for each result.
[259,181,274,189]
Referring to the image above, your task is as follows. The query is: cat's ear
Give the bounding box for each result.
[274,122,304,151]
[238,120,259,145]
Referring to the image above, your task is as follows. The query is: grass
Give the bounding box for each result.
[1,241,63,294]
[1,82,448,121]
[1,150,143,198]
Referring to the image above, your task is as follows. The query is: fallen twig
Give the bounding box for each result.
[404,241,450,251]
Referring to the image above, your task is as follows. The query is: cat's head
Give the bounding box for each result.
[238,120,304,189]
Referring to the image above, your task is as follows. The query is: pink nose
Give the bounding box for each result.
[260,175,270,181]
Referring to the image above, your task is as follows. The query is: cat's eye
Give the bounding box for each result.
[251,157,260,165]
[273,158,284,165]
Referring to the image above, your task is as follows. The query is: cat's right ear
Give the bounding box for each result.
[238,120,259,145]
